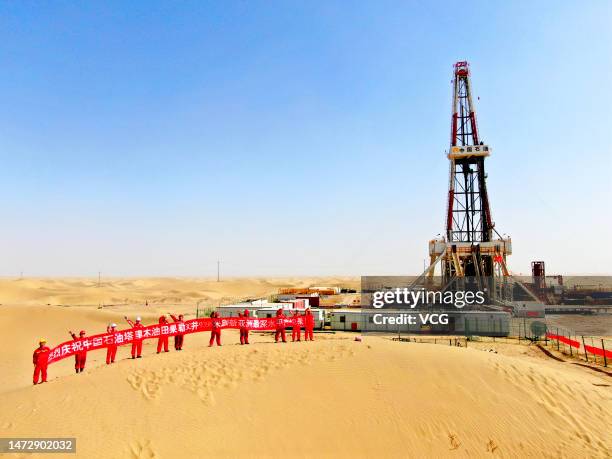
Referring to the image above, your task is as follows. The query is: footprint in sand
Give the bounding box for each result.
[486,439,499,453]
[195,387,216,406]
[126,374,142,390]
[129,440,157,459]
[448,433,461,450]
[127,345,357,404]
[127,372,162,400]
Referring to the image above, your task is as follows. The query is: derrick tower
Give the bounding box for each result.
[447,61,491,245]
[426,61,512,303]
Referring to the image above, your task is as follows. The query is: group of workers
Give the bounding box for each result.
[273,308,315,343]
[32,308,316,385]
[123,313,186,358]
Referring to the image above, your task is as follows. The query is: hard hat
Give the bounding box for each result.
[136,316,141,321]
[111,323,117,328]
[39,338,47,343]
[79,330,86,335]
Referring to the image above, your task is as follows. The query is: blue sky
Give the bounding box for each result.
[1,1,610,277]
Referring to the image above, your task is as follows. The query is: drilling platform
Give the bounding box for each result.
[423,61,514,306]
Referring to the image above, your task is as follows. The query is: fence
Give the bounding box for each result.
[506,318,610,367]
[195,305,216,319]
[543,325,610,368]
[392,336,468,348]
[391,317,610,368]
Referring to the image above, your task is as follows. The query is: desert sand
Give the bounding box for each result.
[0,276,360,307]
[0,278,611,458]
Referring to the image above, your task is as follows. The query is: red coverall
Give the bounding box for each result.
[106,326,118,364]
[275,309,287,343]
[70,332,87,372]
[33,345,50,384]
[304,309,315,341]
[238,312,245,344]
[209,312,221,346]
[157,316,169,353]
[240,309,250,345]
[126,319,145,358]
[291,311,302,342]
[169,314,185,350]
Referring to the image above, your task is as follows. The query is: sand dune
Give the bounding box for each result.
[0,303,610,458]
[0,277,360,307]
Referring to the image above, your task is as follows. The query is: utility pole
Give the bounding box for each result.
[98,271,101,288]
[217,260,220,282]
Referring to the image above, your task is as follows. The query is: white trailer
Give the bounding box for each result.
[329,309,510,336]
[254,307,325,329]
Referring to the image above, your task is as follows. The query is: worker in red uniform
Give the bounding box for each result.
[304,308,315,341]
[291,310,302,342]
[69,330,87,373]
[275,308,287,343]
[242,309,250,345]
[169,313,185,350]
[125,316,145,358]
[33,338,51,385]
[209,311,222,347]
[106,323,118,364]
[156,315,170,354]
[237,312,244,344]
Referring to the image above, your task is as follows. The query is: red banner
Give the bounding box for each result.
[47,316,305,364]
[546,333,580,348]
[584,344,612,359]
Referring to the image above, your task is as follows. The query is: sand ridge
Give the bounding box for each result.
[0,276,360,307]
[3,339,610,458]
[0,304,610,458]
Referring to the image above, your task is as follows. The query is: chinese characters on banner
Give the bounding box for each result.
[47,316,305,364]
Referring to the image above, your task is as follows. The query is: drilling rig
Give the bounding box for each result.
[424,61,513,305]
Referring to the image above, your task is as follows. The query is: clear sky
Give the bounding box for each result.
[1,1,610,277]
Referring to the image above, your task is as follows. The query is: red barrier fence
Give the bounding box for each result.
[545,333,580,349]
[545,332,609,367]
[584,344,612,359]
[47,316,304,365]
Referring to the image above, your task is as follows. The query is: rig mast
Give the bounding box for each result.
[425,61,512,304]
[446,61,492,246]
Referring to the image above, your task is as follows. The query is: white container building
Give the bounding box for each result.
[329,309,510,336]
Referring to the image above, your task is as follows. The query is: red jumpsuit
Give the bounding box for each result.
[70,333,87,372]
[291,311,302,342]
[157,316,169,353]
[238,313,245,344]
[169,314,185,350]
[209,312,221,346]
[275,309,287,343]
[240,309,250,345]
[304,310,315,341]
[33,345,50,384]
[106,326,118,364]
[127,319,145,358]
